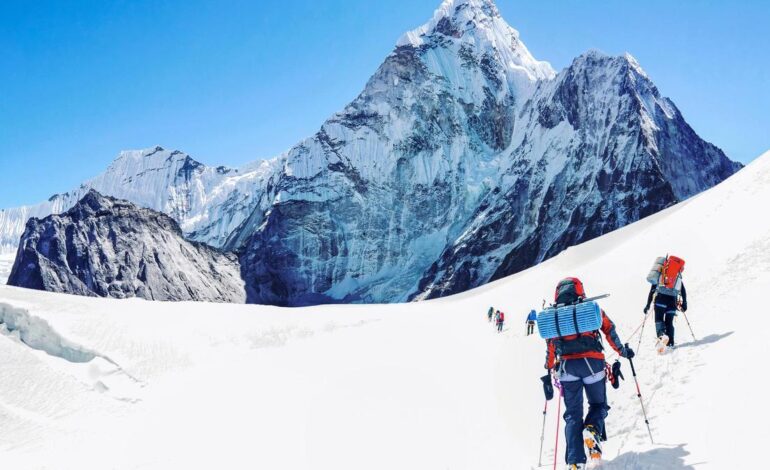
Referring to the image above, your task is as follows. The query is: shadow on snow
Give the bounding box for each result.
[676,331,734,349]
[604,444,703,469]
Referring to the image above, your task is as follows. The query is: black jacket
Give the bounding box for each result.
[646,283,687,311]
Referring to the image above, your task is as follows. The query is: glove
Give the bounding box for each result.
[611,360,624,389]
[643,305,649,314]
[621,346,635,359]
[541,374,554,401]
[681,302,688,312]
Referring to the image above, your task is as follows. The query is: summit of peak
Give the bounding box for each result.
[571,50,650,79]
[435,0,501,19]
[396,0,555,81]
[397,0,504,47]
[110,147,190,166]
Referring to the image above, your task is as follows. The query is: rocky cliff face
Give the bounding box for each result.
[2,0,741,305]
[7,191,245,303]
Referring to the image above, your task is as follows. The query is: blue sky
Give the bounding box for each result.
[1,0,768,207]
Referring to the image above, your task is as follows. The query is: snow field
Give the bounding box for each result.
[0,151,767,469]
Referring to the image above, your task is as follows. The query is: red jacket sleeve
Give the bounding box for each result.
[544,339,556,369]
[600,311,623,355]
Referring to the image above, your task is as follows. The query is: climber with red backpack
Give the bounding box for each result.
[496,310,505,332]
[644,255,688,350]
[539,277,634,469]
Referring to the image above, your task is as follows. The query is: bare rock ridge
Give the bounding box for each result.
[3,0,741,305]
[7,190,245,303]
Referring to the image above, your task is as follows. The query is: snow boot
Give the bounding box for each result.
[565,464,586,469]
[583,425,602,462]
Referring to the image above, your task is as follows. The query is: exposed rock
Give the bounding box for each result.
[8,191,245,303]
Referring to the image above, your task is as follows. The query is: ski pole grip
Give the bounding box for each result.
[625,343,638,376]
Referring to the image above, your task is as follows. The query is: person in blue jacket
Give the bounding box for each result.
[526,309,537,336]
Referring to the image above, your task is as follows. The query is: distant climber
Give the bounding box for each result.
[644,256,687,350]
[526,309,537,336]
[541,277,633,468]
[488,306,495,322]
[496,310,505,333]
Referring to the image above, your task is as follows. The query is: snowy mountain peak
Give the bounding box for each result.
[113,146,168,162]
[107,146,196,170]
[397,0,498,46]
[397,0,554,81]
[571,50,650,80]
[433,0,501,23]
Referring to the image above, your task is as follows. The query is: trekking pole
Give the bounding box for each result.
[682,310,697,341]
[552,377,563,470]
[538,399,548,467]
[626,343,654,444]
[636,313,650,354]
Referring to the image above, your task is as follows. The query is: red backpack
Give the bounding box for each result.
[657,256,685,297]
[498,312,505,322]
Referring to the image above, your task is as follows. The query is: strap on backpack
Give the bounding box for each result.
[571,305,579,334]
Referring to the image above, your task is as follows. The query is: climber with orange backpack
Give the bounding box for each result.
[644,255,688,350]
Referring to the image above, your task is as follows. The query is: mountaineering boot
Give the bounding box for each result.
[565,464,586,470]
[655,334,669,355]
[583,425,602,461]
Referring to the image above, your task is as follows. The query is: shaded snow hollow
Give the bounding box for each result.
[0,150,766,469]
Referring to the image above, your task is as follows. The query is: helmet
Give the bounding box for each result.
[554,277,586,305]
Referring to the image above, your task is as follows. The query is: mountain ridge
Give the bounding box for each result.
[2,0,741,306]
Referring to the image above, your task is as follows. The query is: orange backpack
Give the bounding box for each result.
[657,255,685,297]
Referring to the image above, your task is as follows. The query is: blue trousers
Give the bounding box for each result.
[559,358,609,465]
[654,305,676,346]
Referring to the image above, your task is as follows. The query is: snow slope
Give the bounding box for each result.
[0,148,765,469]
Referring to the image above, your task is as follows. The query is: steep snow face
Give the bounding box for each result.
[7,191,245,303]
[0,146,282,253]
[0,150,766,469]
